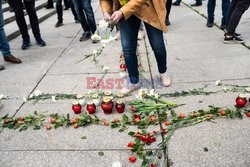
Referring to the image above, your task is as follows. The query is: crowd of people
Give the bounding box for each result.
[0,0,249,94]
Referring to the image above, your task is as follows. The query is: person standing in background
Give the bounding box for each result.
[8,0,46,50]
[71,0,97,42]
[55,0,78,27]
[206,0,230,30]
[100,0,171,95]
[0,0,22,70]
[224,0,250,44]
[166,0,172,25]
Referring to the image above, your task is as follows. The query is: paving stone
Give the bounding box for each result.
[0,150,145,167]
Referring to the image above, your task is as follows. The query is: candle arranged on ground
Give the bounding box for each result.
[235,94,247,107]
[72,101,82,114]
[115,99,125,113]
[87,101,96,114]
[101,96,113,114]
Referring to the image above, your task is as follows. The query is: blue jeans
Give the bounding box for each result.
[207,0,230,24]
[71,0,96,33]
[0,1,11,57]
[119,15,167,84]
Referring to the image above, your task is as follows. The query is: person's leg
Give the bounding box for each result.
[221,0,230,26]
[207,0,216,24]
[226,0,250,36]
[72,0,90,32]
[23,0,41,39]
[166,0,172,25]
[226,0,237,27]
[46,0,54,8]
[24,0,46,46]
[8,0,30,41]
[144,22,167,75]
[0,1,11,57]
[144,22,170,86]
[69,0,78,21]
[119,15,141,84]
[64,0,70,9]
[82,0,97,33]
[56,0,63,23]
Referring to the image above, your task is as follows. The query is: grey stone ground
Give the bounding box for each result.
[0,0,250,167]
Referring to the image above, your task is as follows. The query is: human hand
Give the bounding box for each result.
[103,12,111,21]
[110,10,123,25]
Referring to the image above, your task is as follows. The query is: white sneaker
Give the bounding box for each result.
[160,72,171,87]
[137,30,145,40]
[121,83,141,95]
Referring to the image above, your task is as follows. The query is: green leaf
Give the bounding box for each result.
[128,131,135,136]
[98,151,104,156]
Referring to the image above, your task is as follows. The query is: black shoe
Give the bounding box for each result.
[55,21,63,27]
[36,37,46,46]
[45,5,54,9]
[173,1,180,6]
[165,19,171,26]
[79,32,91,42]
[191,2,202,6]
[224,32,242,37]
[21,40,31,50]
[224,34,244,44]
[206,21,213,28]
[220,23,226,30]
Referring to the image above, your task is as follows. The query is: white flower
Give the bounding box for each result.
[112,161,122,167]
[215,80,221,86]
[78,99,86,106]
[119,72,127,78]
[223,87,228,91]
[101,36,116,45]
[98,19,109,30]
[87,90,92,94]
[91,34,101,41]
[149,89,155,96]
[101,43,107,48]
[102,66,109,71]
[154,93,159,99]
[246,87,250,92]
[136,89,148,99]
[77,94,84,99]
[29,94,34,98]
[23,97,27,102]
[0,94,7,100]
[34,90,42,96]
[92,50,98,55]
[101,39,109,45]
[51,96,57,102]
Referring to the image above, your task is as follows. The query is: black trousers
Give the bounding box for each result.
[166,0,172,20]
[226,0,250,35]
[56,0,78,22]
[8,0,41,40]
[47,0,54,7]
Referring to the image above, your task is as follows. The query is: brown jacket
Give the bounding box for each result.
[100,0,167,32]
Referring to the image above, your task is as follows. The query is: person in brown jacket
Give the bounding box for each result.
[100,0,171,95]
